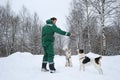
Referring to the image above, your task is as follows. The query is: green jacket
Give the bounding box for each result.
[42,19,70,46]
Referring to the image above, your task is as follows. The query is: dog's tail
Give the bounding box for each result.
[95,56,102,64]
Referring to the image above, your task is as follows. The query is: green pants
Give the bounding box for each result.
[42,42,54,63]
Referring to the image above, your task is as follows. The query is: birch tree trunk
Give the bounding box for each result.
[100,0,106,55]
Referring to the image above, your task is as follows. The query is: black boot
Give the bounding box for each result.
[49,63,56,73]
[41,63,49,72]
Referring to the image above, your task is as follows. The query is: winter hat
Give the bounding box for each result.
[51,17,57,20]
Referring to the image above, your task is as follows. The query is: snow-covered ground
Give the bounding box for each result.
[0,52,120,80]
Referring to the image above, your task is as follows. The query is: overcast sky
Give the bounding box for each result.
[0,0,72,30]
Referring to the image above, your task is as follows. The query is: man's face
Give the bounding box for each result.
[52,20,57,24]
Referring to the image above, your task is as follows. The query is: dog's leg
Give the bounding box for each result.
[94,64,103,74]
[97,66,103,74]
[83,64,85,71]
[67,60,68,67]
[69,58,72,67]
[65,60,68,67]
[68,59,71,67]
[80,62,84,71]
[99,68,103,74]
[68,60,70,67]
[80,64,85,71]
[68,59,70,67]
[68,61,70,67]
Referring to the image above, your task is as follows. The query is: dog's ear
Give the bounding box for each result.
[67,48,71,54]
[99,56,102,59]
[65,48,68,51]
[79,49,84,53]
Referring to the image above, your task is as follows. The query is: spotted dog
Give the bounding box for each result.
[77,49,103,74]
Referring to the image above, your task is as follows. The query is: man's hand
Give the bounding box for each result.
[70,33,75,37]
[70,33,76,40]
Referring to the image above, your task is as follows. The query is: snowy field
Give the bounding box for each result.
[0,52,120,80]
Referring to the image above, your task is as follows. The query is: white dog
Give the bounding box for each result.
[77,49,103,74]
[65,48,72,67]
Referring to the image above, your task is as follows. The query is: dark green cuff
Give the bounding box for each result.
[65,32,70,36]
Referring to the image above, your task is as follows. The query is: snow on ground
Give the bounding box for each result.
[0,52,120,80]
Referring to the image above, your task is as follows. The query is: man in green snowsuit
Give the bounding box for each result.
[41,17,74,73]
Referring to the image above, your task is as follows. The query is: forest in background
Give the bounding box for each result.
[0,0,120,57]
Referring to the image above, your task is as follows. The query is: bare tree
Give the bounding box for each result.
[9,15,20,54]
[19,6,30,52]
[67,0,98,54]
[29,12,42,54]
[0,5,5,56]
[110,9,120,55]
[87,0,91,51]
[0,2,44,56]
[90,0,120,55]
[2,2,13,56]
[113,10,120,39]
[82,0,96,52]
[67,0,85,54]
